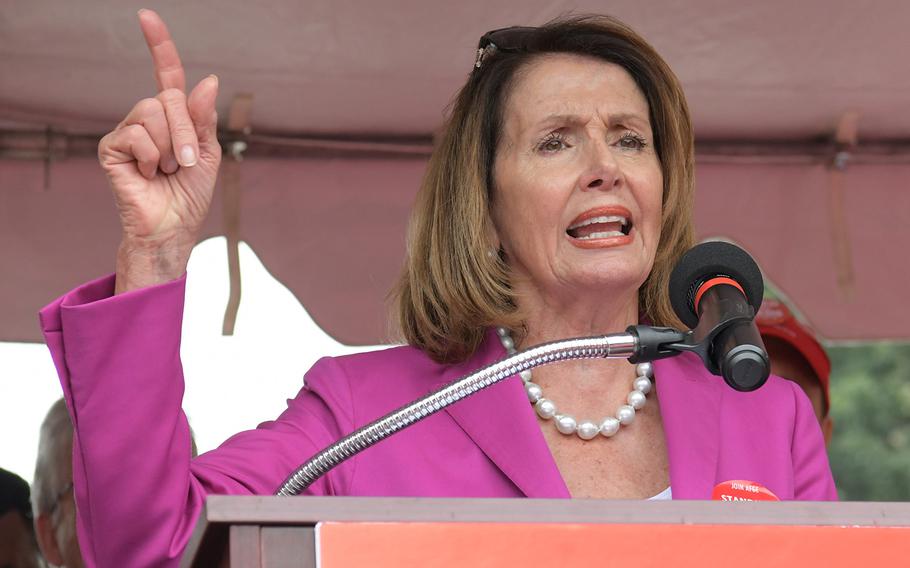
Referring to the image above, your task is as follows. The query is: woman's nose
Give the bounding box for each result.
[579,140,622,191]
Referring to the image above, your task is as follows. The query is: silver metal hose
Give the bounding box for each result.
[276,333,637,496]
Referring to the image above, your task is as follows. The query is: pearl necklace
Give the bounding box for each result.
[496,327,654,441]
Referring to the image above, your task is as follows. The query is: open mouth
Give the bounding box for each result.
[566,214,632,240]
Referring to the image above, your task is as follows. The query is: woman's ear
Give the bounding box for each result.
[35,513,65,566]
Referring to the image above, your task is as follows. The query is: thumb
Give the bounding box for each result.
[188,74,220,155]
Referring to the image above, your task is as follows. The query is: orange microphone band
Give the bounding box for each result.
[694,277,746,312]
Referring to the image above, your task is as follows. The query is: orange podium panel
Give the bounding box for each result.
[181,497,910,567]
[318,521,909,567]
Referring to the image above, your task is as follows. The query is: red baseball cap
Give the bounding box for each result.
[755,299,831,413]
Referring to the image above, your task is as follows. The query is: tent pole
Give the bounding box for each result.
[221,94,254,336]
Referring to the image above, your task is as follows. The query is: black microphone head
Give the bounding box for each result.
[668,241,764,329]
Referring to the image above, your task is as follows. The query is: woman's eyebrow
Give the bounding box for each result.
[605,112,651,129]
[534,113,587,127]
[530,111,651,132]
[521,113,587,137]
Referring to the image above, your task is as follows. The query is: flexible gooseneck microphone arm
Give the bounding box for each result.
[276,329,689,496]
[276,241,768,496]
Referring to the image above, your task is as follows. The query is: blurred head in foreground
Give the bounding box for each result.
[32,399,84,568]
[0,467,41,567]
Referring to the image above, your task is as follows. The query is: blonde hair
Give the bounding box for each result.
[394,15,695,363]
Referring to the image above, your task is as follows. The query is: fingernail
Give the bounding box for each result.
[180,146,197,167]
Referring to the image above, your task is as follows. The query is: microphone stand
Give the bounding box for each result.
[276,327,686,496]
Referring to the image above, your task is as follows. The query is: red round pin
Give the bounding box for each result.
[712,480,780,501]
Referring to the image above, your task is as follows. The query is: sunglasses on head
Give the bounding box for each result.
[474,26,540,69]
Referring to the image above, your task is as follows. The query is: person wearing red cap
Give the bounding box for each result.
[756,299,833,445]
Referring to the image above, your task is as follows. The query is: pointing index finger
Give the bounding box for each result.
[138,9,186,92]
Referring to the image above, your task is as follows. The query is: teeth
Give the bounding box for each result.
[568,215,628,231]
[576,231,625,240]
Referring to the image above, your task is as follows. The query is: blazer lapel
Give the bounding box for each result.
[434,333,725,500]
[655,353,723,499]
[437,330,569,499]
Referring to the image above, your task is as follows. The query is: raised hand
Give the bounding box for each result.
[98,9,221,293]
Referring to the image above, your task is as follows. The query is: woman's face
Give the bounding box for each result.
[492,53,664,301]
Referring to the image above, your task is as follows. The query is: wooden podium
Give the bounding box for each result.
[182,497,910,567]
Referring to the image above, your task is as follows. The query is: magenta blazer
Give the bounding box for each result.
[41,274,836,567]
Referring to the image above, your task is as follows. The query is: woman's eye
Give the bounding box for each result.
[618,133,647,150]
[538,135,568,153]
[543,139,564,151]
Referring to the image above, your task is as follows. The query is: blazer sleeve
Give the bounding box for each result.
[788,380,838,500]
[39,274,357,568]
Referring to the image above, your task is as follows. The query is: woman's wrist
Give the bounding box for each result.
[114,236,194,294]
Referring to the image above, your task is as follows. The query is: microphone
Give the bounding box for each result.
[668,241,769,392]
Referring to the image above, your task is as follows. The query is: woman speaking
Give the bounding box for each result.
[40,10,836,566]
